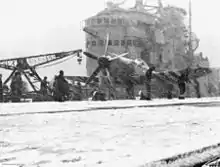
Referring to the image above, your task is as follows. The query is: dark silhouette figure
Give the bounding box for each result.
[10,72,23,102]
[91,88,106,101]
[139,90,147,100]
[145,66,156,100]
[0,74,3,102]
[54,70,69,102]
[92,91,106,101]
[40,76,48,95]
[178,69,190,99]
[125,81,135,99]
[166,84,174,99]
[194,79,201,98]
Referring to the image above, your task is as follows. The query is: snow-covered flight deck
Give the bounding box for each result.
[1,97,220,167]
[1,97,220,116]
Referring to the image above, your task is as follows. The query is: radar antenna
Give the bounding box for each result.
[106,0,126,9]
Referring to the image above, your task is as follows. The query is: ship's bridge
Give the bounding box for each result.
[83,2,159,76]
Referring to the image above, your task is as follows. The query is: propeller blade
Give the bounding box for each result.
[107,52,118,57]
[85,66,101,85]
[104,33,110,56]
[109,52,129,61]
[83,52,98,60]
[105,68,117,99]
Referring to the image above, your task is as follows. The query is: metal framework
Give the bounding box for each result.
[0,49,82,92]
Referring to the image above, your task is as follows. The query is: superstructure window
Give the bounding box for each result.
[86,41,90,48]
[127,40,132,46]
[137,41,142,47]
[118,18,123,25]
[111,18,117,24]
[114,40,119,46]
[159,54,163,62]
[104,17,110,24]
[99,40,104,46]
[133,40,137,47]
[91,19,96,25]
[108,40,112,46]
[92,40,96,46]
[85,19,90,26]
[97,18,102,24]
[133,40,142,47]
[121,40,125,46]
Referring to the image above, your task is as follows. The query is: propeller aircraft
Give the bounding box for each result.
[83,34,212,100]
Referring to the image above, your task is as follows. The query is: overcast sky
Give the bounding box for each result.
[0,0,219,79]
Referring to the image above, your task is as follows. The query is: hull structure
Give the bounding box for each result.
[82,0,220,98]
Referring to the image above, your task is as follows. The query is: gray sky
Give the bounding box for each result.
[0,0,219,79]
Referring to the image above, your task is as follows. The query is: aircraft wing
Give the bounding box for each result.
[177,66,212,80]
[152,66,212,85]
[152,71,179,84]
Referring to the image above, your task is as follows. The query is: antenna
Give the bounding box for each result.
[158,0,163,8]
[188,0,193,59]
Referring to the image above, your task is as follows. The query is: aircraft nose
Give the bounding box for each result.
[98,57,110,68]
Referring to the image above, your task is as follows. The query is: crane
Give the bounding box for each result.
[0,49,82,93]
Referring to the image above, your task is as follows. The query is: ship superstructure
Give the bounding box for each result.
[83,0,159,75]
[82,0,219,98]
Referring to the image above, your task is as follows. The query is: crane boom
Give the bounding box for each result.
[0,49,82,70]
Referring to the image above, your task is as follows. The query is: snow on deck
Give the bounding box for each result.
[0,97,220,167]
[1,97,220,116]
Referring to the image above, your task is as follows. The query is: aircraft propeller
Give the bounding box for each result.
[83,33,128,85]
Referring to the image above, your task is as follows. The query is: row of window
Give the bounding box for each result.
[85,17,125,26]
[86,39,146,48]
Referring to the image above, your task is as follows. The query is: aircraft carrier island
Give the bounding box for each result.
[82,0,220,99]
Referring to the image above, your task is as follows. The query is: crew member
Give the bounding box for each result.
[55,70,69,102]
[166,84,173,99]
[193,79,201,98]
[40,76,48,95]
[145,66,156,100]
[178,69,190,99]
[74,81,83,100]
[139,90,147,100]
[10,72,23,102]
[0,74,3,102]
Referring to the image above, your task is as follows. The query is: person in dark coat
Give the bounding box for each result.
[138,90,147,100]
[178,69,190,99]
[145,66,156,100]
[10,72,23,102]
[0,74,3,102]
[193,79,201,98]
[54,70,69,102]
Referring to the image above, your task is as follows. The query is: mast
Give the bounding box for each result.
[188,0,193,62]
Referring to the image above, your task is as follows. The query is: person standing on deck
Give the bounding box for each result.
[178,68,190,99]
[145,66,156,100]
[10,72,23,102]
[40,76,48,95]
[55,70,69,101]
[0,74,3,102]
[74,81,83,100]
